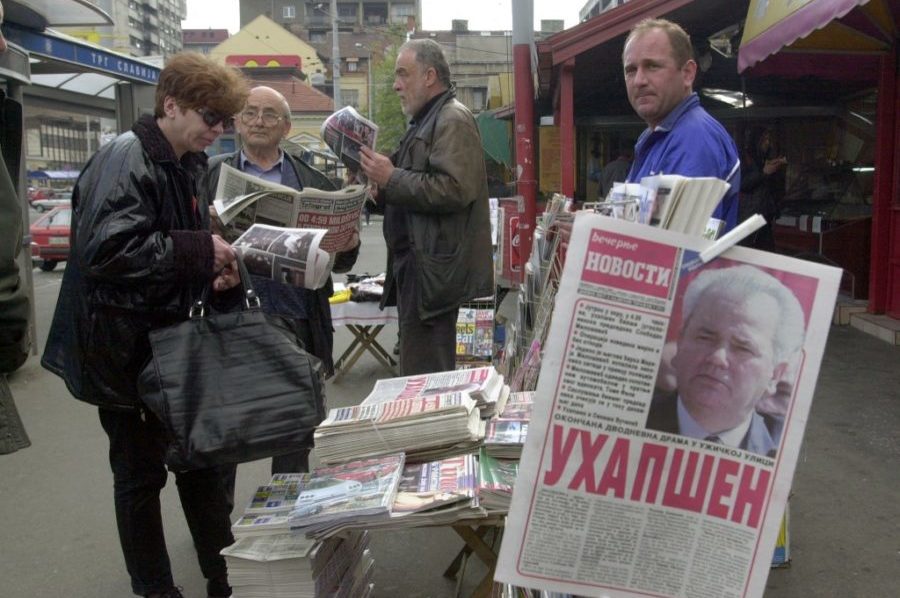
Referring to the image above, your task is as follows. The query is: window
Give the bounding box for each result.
[309,31,325,43]
[472,87,487,111]
[283,5,296,19]
[343,89,360,109]
[347,60,358,72]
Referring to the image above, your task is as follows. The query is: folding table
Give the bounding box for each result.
[330,301,399,377]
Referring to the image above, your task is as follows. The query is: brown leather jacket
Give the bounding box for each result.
[381,89,494,319]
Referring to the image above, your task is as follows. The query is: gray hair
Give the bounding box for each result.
[680,265,806,363]
[401,38,451,88]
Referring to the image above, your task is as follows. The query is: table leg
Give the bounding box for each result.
[333,324,398,378]
[447,525,501,598]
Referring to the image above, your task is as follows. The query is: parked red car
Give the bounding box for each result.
[30,204,71,271]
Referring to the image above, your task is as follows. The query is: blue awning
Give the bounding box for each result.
[28,169,81,180]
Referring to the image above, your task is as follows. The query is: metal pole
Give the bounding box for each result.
[331,0,342,110]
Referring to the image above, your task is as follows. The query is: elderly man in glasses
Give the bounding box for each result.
[42,53,249,598]
[201,86,360,489]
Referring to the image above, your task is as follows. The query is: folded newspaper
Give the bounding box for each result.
[213,162,366,254]
[233,223,332,290]
[320,105,378,177]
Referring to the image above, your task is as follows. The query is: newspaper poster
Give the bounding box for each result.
[496,212,841,598]
[320,105,378,175]
[213,163,366,254]
[234,224,332,290]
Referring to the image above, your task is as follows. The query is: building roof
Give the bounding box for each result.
[244,73,334,113]
[182,29,230,45]
[295,30,390,62]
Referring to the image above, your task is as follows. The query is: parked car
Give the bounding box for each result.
[31,192,72,212]
[30,204,71,271]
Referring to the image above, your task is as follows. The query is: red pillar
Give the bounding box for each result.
[867,47,897,313]
[514,43,537,266]
[560,59,575,198]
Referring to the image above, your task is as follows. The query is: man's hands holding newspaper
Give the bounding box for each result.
[359,146,394,189]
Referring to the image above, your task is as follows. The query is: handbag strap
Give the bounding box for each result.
[190,253,260,318]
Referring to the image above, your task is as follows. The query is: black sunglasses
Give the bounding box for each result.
[195,107,235,129]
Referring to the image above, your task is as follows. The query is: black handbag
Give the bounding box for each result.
[138,256,326,471]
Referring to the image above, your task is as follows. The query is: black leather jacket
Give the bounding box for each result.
[42,116,216,410]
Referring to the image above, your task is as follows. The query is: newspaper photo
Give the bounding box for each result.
[496,212,842,598]
[213,163,366,254]
[234,224,332,290]
[320,105,378,176]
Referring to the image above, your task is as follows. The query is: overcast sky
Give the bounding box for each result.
[181,0,589,33]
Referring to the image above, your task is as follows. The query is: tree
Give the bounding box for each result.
[370,27,407,152]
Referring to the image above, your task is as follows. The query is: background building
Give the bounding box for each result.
[58,0,186,58]
[239,0,421,33]
[182,28,230,54]
[579,0,629,22]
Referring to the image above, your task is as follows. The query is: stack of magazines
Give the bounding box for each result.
[288,454,406,538]
[221,531,374,598]
[313,392,484,465]
[231,454,405,539]
[477,448,519,513]
[483,391,535,459]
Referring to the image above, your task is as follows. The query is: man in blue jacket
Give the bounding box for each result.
[623,18,740,234]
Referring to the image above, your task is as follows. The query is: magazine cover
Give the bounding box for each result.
[496,212,841,598]
[289,454,406,528]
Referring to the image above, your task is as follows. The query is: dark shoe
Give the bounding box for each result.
[145,588,184,598]
[207,575,232,598]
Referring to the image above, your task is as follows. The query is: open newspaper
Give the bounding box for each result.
[320,105,378,176]
[213,162,366,254]
[496,212,841,598]
[233,224,332,290]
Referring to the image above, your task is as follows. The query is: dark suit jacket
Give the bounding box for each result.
[646,391,782,457]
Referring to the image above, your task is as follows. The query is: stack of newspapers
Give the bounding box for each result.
[483,391,535,459]
[313,392,483,465]
[221,531,374,598]
[365,366,509,418]
[604,174,731,239]
[314,367,508,464]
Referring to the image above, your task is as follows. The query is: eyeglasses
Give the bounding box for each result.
[240,109,286,127]
[195,107,235,129]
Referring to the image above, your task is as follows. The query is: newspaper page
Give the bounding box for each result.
[361,367,502,406]
[496,212,841,598]
[234,224,332,290]
[213,163,366,253]
[320,105,378,175]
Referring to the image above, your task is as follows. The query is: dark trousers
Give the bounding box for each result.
[394,252,459,376]
[98,408,233,596]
